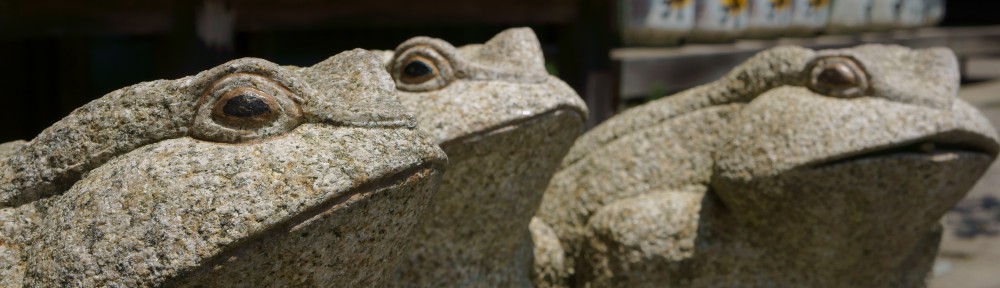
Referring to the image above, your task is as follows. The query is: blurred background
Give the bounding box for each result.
[1,0,999,140]
[0,0,998,286]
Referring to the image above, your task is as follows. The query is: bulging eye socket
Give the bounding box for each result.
[392,46,455,92]
[807,56,870,98]
[191,73,304,143]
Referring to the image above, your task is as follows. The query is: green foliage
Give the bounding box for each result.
[649,83,669,100]
[545,62,559,76]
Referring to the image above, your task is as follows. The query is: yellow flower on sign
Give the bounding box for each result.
[810,0,830,9]
[722,0,748,15]
[666,0,692,10]
[771,0,791,10]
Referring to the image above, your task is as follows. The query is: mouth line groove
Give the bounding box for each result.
[438,105,586,148]
[814,142,994,169]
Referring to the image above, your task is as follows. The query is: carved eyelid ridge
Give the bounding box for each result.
[192,59,312,105]
[806,54,870,80]
[188,59,311,143]
[392,38,547,84]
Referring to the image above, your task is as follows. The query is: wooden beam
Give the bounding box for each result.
[0,0,579,36]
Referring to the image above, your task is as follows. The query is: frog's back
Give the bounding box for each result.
[536,45,816,263]
[561,85,726,168]
[561,45,815,168]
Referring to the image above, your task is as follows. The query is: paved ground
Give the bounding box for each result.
[929,80,1000,288]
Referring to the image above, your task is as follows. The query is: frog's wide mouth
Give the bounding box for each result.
[812,130,999,169]
[439,105,586,148]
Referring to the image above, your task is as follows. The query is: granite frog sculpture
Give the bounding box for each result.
[0,50,447,287]
[535,44,1000,287]
[376,28,588,287]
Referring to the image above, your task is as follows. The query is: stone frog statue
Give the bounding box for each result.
[374,28,588,287]
[0,50,447,287]
[534,44,1000,287]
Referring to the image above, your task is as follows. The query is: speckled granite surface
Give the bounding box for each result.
[0,49,446,287]
[536,44,1000,287]
[930,79,1000,288]
[376,28,588,287]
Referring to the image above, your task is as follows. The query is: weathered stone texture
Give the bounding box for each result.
[536,44,1000,287]
[1,49,446,287]
[379,28,588,287]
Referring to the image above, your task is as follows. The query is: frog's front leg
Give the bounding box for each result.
[530,217,569,288]
[0,206,31,288]
[0,239,25,287]
[579,190,706,287]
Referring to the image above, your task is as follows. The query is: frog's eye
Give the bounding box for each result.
[211,87,280,129]
[400,55,439,84]
[392,46,455,92]
[807,56,870,98]
[191,73,303,143]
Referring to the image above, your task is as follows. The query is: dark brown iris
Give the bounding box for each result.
[399,55,439,84]
[211,87,280,128]
[808,56,869,98]
[816,63,858,88]
[222,94,272,117]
